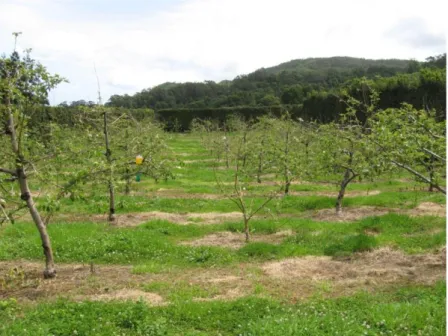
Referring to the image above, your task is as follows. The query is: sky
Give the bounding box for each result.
[0,0,446,105]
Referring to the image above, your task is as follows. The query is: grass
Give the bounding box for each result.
[0,282,445,335]
[0,213,444,267]
[1,132,446,335]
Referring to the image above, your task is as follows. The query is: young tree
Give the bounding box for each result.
[250,115,277,183]
[0,34,66,278]
[116,116,175,194]
[316,122,380,214]
[210,119,284,242]
[315,79,385,214]
[270,114,311,195]
[371,103,446,194]
[213,132,279,242]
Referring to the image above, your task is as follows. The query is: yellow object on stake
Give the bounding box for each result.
[136,155,143,165]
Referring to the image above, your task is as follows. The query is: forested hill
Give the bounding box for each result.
[103,56,419,109]
[57,54,445,131]
[262,56,410,75]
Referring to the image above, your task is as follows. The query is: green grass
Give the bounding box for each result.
[1,213,444,267]
[0,282,445,335]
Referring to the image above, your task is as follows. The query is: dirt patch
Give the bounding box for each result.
[100,211,244,226]
[1,247,445,304]
[406,202,446,217]
[140,189,381,200]
[289,190,381,197]
[0,261,151,302]
[183,159,215,164]
[145,189,223,200]
[180,230,294,249]
[262,247,445,286]
[80,289,164,305]
[310,206,391,222]
[194,287,245,302]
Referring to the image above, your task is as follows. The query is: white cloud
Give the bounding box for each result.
[0,0,446,104]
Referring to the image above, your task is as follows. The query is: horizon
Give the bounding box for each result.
[1,0,445,105]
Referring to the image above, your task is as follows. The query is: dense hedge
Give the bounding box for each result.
[28,106,155,128]
[155,105,303,131]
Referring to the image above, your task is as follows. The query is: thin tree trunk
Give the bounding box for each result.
[225,140,230,168]
[336,151,355,215]
[17,168,56,278]
[125,166,131,195]
[257,139,265,184]
[244,217,250,242]
[284,180,291,195]
[257,154,263,184]
[103,111,115,222]
[6,97,56,278]
[242,132,247,168]
[284,129,290,195]
[336,174,349,215]
[428,157,434,192]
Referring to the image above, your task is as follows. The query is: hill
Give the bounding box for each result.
[104,56,418,109]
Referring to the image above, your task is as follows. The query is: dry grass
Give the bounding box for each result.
[179,230,294,249]
[77,289,165,305]
[261,247,446,286]
[1,247,445,304]
[310,206,392,222]
[406,202,446,217]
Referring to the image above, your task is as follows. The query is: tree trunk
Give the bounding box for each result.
[336,169,351,215]
[284,180,291,195]
[17,168,56,278]
[125,167,131,195]
[257,153,263,184]
[428,157,435,192]
[242,132,247,168]
[225,141,230,168]
[257,139,265,184]
[103,111,115,222]
[6,96,56,278]
[284,129,290,195]
[244,217,250,242]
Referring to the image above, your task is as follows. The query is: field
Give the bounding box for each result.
[0,133,446,336]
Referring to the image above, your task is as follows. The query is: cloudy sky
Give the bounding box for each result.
[0,0,445,105]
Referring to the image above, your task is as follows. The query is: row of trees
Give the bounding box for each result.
[191,86,445,241]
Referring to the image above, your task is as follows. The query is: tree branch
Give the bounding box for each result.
[391,160,446,194]
[0,167,17,176]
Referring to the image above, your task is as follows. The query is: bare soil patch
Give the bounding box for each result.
[179,230,294,249]
[103,211,244,226]
[289,190,381,197]
[262,247,445,286]
[183,158,215,164]
[310,206,391,222]
[79,289,164,305]
[0,261,151,302]
[149,189,223,200]
[1,247,445,303]
[134,189,381,200]
[406,202,446,217]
